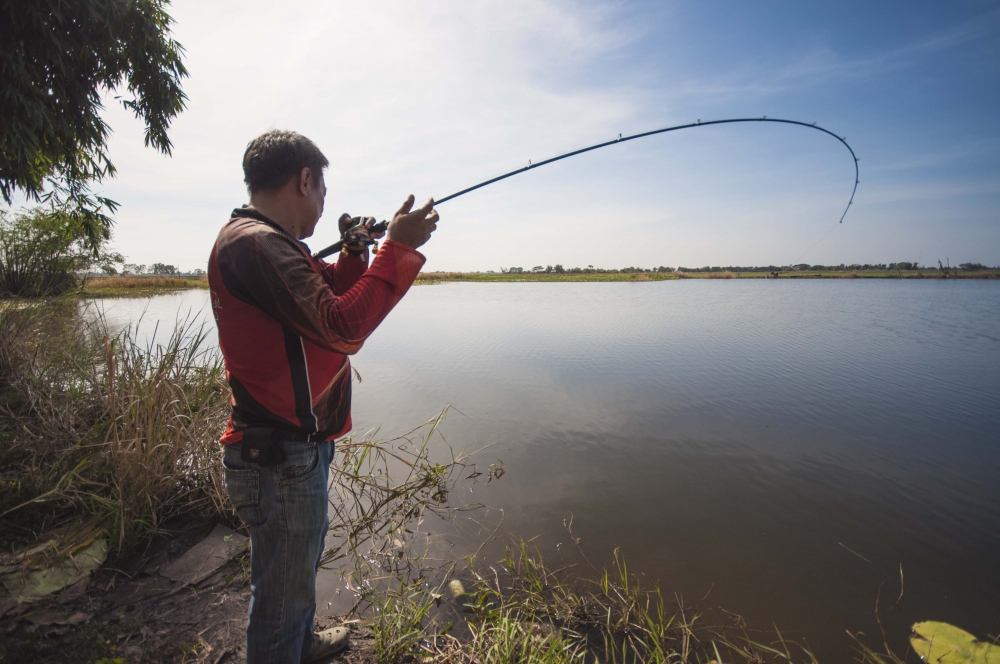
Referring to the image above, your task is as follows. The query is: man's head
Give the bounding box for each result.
[242,130,329,238]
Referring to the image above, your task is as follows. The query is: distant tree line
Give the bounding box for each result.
[118,263,203,276]
[500,262,996,274]
[503,264,677,274]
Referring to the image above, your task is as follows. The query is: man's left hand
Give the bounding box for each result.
[338,213,385,253]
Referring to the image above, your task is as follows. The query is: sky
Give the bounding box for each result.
[80,0,1000,271]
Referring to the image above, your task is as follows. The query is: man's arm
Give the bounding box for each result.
[324,251,368,295]
[223,196,438,354]
[238,235,423,354]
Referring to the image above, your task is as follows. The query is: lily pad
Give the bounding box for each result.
[910,621,1000,663]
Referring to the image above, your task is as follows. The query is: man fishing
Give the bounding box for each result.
[208,129,438,663]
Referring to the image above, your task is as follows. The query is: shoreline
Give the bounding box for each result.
[60,269,1000,297]
[417,269,1000,283]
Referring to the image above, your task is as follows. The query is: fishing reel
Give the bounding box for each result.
[315,216,389,259]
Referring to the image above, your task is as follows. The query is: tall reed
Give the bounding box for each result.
[0,300,230,551]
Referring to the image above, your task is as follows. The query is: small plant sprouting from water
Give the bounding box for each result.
[321,406,507,618]
[323,408,477,571]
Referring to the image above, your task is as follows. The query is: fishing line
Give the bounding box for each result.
[790,219,843,268]
[315,117,860,259]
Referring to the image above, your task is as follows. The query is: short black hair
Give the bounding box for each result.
[242,130,329,194]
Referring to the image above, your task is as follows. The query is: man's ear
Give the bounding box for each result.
[297,166,312,196]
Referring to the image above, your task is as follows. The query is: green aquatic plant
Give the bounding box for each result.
[910,621,1000,663]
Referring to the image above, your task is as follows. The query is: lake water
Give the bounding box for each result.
[92,279,1000,660]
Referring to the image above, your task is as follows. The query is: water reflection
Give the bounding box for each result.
[86,289,214,346]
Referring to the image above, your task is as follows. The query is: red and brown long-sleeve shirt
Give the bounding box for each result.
[208,207,424,445]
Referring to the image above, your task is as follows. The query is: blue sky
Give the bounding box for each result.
[90,0,999,271]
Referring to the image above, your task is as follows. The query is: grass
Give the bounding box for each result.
[418,268,1000,283]
[417,270,1000,284]
[364,541,837,663]
[82,275,209,296]
[416,271,680,283]
[0,299,230,552]
[361,539,932,663]
[74,269,1000,297]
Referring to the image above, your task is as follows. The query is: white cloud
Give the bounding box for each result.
[75,1,1000,270]
[98,0,654,269]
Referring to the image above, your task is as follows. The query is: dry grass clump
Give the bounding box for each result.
[415,271,466,283]
[0,299,230,551]
[83,275,208,294]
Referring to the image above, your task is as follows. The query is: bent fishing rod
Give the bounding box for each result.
[314,117,860,260]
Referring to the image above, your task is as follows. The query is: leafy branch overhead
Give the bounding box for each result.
[0,0,188,246]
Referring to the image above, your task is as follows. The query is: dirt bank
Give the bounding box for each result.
[0,518,382,664]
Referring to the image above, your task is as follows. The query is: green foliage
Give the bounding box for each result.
[0,0,188,247]
[368,542,816,663]
[0,207,122,296]
[150,262,178,275]
[372,581,437,663]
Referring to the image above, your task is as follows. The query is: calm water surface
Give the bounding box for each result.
[92,280,1000,660]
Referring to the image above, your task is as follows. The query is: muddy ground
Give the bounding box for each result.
[0,520,377,664]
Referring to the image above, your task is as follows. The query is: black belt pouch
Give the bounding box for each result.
[240,427,286,467]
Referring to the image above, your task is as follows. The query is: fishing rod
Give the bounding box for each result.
[314,117,860,260]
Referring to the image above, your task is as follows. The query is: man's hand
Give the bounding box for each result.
[387,195,438,250]
[338,213,385,253]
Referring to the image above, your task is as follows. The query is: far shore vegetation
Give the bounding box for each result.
[418,261,1000,282]
[4,208,998,301]
[71,261,1000,297]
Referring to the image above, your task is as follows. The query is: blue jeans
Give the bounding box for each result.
[223,438,334,664]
